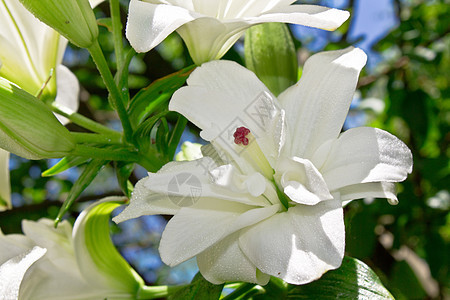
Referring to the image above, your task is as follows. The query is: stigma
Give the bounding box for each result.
[231,126,274,179]
[233,126,251,146]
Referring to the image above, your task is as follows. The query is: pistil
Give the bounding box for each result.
[233,126,273,179]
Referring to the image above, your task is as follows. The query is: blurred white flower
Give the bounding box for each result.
[175,141,204,161]
[0,0,103,211]
[0,197,146,300]
[114,47,413,285]
[0,0,81,122]
[126,0,350,64]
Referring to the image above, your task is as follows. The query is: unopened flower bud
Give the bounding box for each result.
[0,78,75,159]
[18,0,99,48]
[245,23,298,96]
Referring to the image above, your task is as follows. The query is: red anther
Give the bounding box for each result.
[233,126,250,145]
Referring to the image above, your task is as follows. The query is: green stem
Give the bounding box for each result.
[110,0,124,70]
[72,144,139,161]
[71,132,122,145]
[88,40,133,143]
[137,285,186,299]
[52,104,121,137]
[222,283,257,300]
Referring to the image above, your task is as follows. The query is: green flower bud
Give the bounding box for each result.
[0,78,75,159]
[18,0,99,48]
[245,23,298,96]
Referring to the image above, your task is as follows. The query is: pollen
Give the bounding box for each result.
[233,126,250,146]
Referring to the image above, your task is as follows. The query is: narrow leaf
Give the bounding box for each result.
[115,48,136,106]
[42,156,89,177]
[128,65,195,127]
[133,111,168,153]
[55,159,108,226]
[97,17,113,32]
[168,272,223,300]
[288,257,394,299]
[156,117,169,156]
[167,114,187,160]
[115,162,135,198]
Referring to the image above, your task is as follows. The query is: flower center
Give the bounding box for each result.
[232,126,274,179]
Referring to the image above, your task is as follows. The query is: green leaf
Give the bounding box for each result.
[288,257,394,299]
[114,48,136,107]
[128,65,195,127]
[97,17,113,32]
[167,114,187,160]
[156,117,170,157]
[254,277,288,299]
[115,162,134,198]
[0,195,8,209]
[390,260,427,299]
[55,159,108,226]
[133,111,168,153]
[168,272,224,300]
[42,156,89,177]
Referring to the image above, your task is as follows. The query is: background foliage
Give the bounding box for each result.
[0,0,448,298]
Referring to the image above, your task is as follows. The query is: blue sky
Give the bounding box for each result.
[292,0,399,69]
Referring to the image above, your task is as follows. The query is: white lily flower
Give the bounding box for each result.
[0,0,103,211]
[114,47,413,285]
[0,197,146,299]
[126,0,350,64]
[0,0,103,123]
[0,0,79,123]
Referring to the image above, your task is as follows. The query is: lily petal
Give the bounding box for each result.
[278,47,367,159]
[173,3,349,64]
[54,65,79,125]
[0,0,48,92]
[113,158,269,224]
[160,202,279,266]
[113,179,180,224]
[217,0,296,19]
[339,182,398,205]
[126,0,200,53]
[89,0,105,8]
[0,246,46,300]
[210,164,267,197]
[178,3,350,67]
[73,197,143,297]
[197,232,270,285]
[17,220,92,300]
[177,17,247,64]
[276,156,332,205]
[170,60,284,169]
[239,198,344,285]
[321,127,413,191]
[251,5,349,31]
